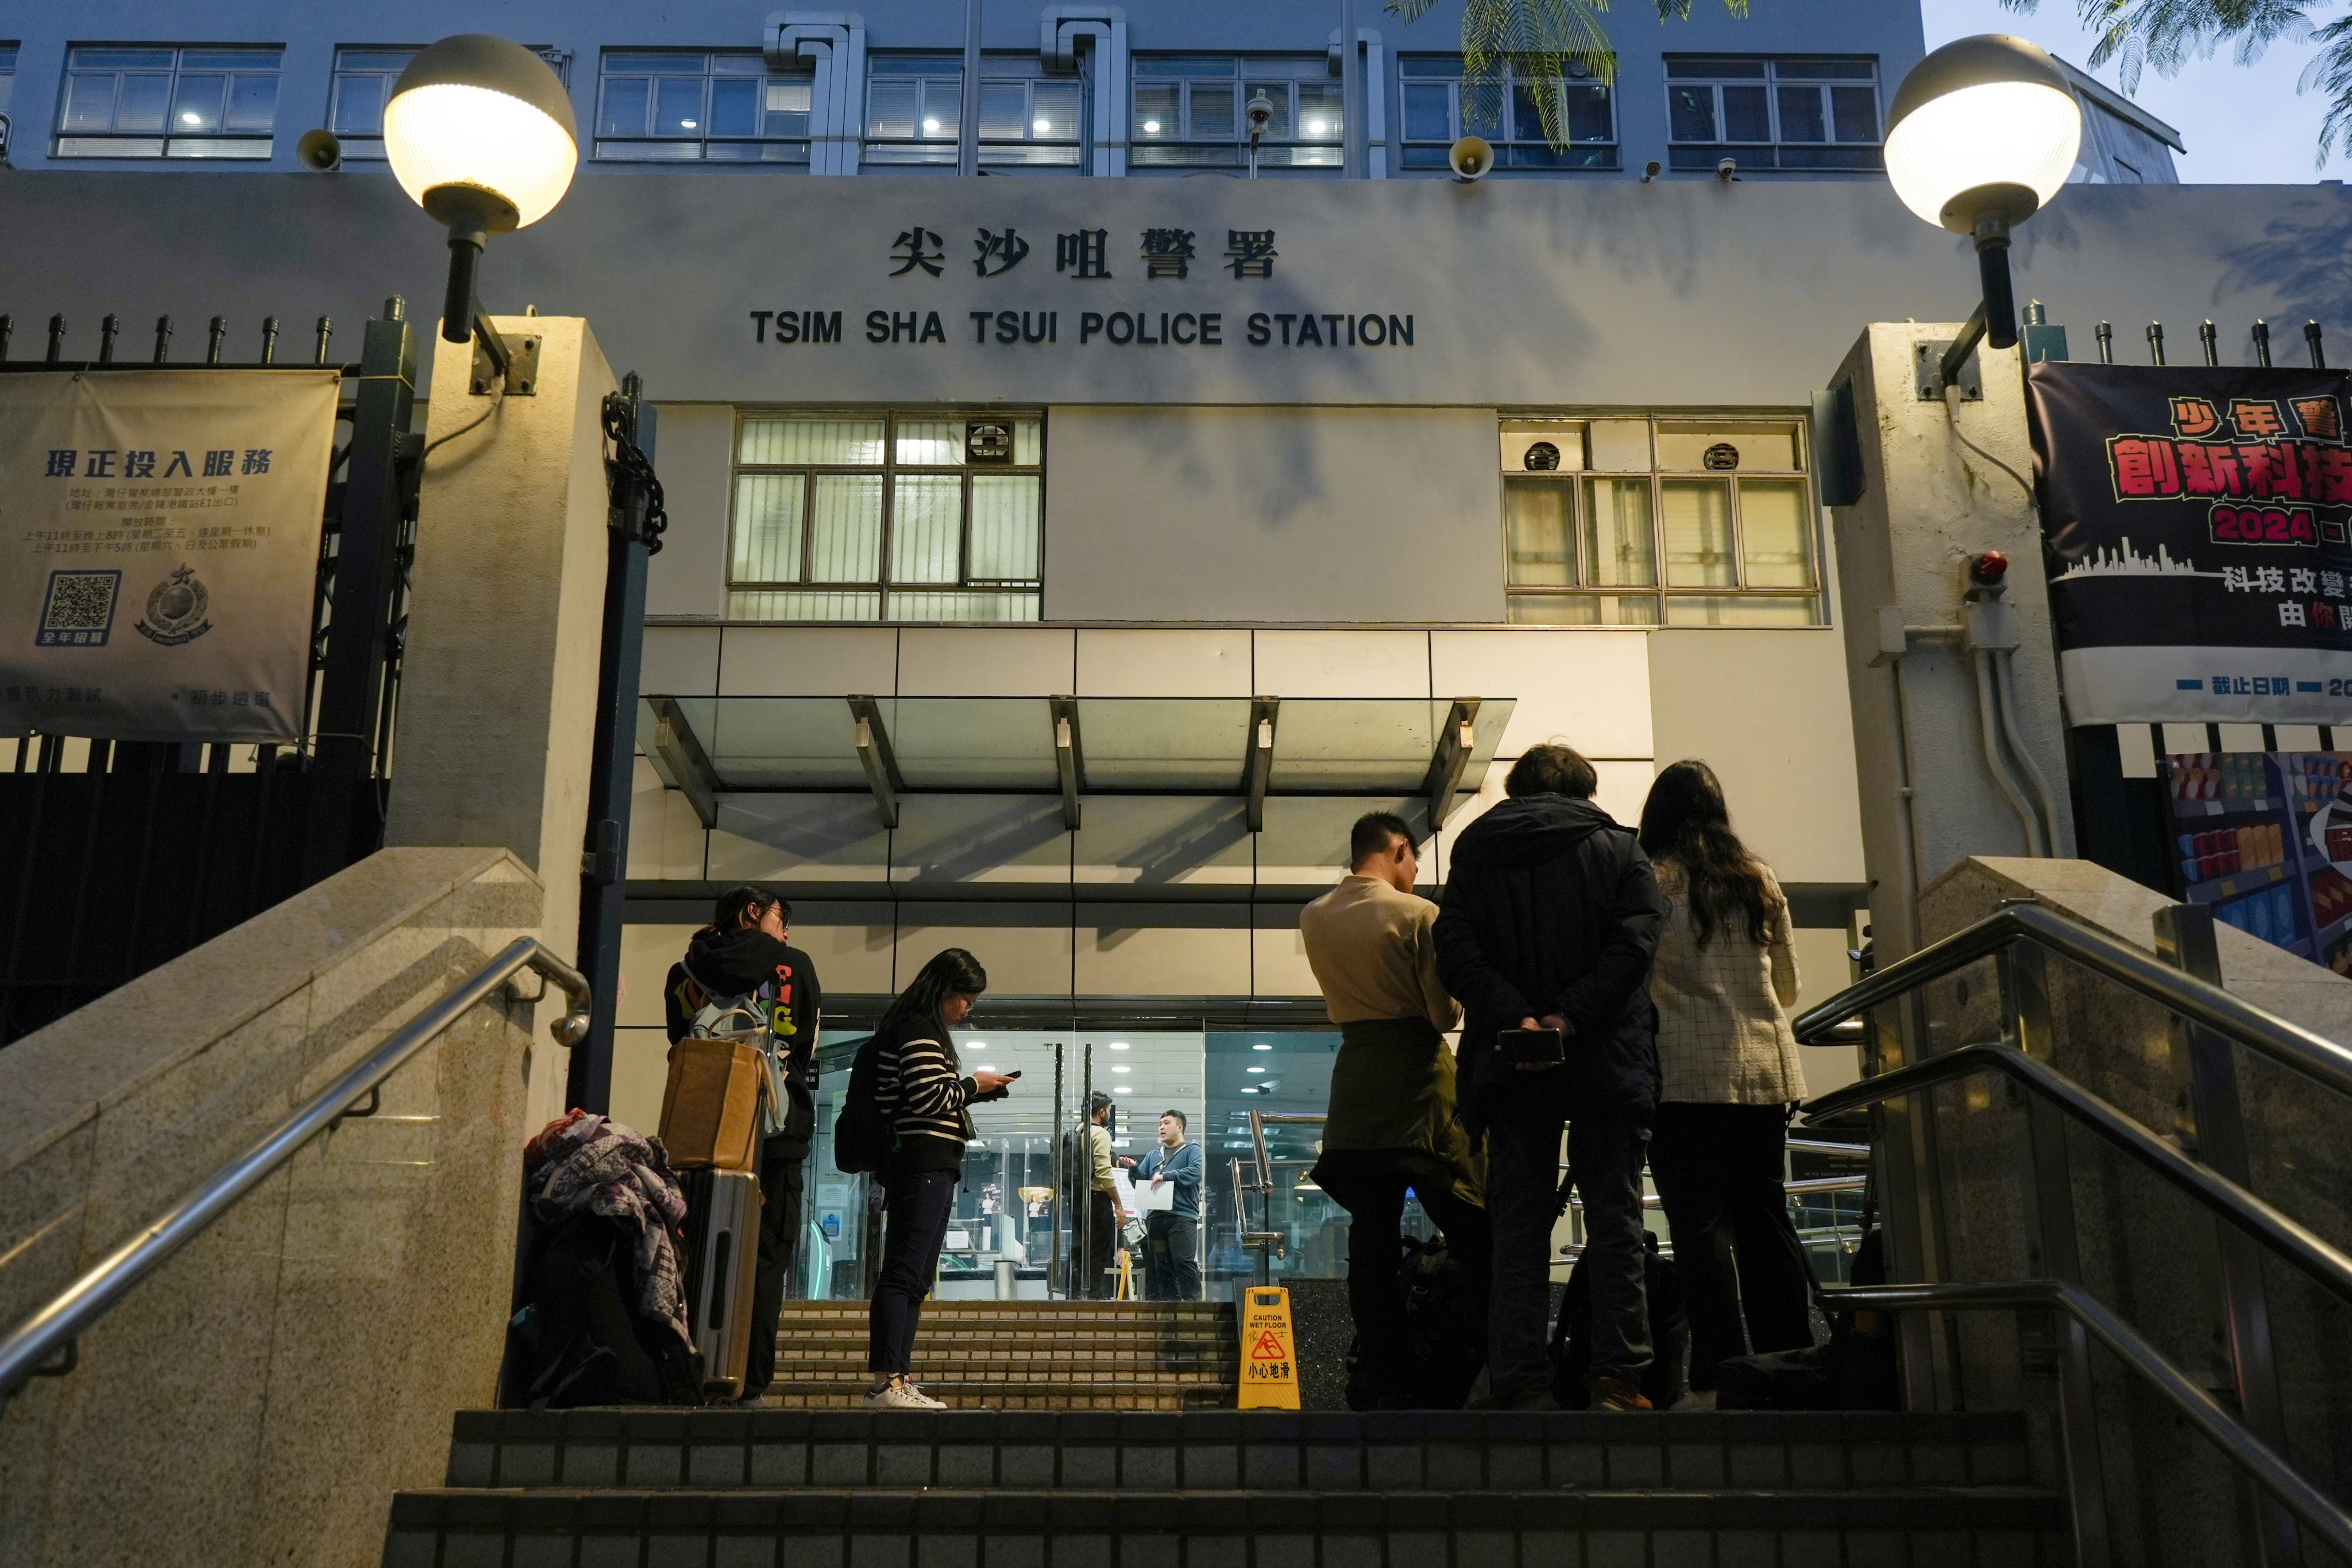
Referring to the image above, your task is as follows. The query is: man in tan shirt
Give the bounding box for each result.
[1300,812,1490,1409]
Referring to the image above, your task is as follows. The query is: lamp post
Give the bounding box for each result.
[383,34,578,388]
[1883,34,2081,390]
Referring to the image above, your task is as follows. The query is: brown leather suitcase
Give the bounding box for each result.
[659,1037,764,1170]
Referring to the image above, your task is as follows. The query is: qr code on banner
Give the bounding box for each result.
[36,569,122,647]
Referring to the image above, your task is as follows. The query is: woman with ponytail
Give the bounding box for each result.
[1636,760,1813,1407]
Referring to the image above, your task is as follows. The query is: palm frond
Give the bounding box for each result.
[2300,11,2352,164]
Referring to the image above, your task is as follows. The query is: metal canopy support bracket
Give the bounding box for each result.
[1245,696,1279,833]
[1051,695,1083,831]
[1423,697,1480,829]
[848,693,903,830]
[646,695,719,829]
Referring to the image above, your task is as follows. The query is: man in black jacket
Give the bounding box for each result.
[1435,744,1669,1411]
[665,886,824,1402]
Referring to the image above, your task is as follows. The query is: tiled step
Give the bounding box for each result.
[758,1381,1229,1411]
[383,1485,2072,1567]
[763,1301,1241,1407]
[443,1409,2034,1494]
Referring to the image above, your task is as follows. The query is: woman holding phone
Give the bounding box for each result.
[1637,760,1813,1408]
[864,948,1013,1409]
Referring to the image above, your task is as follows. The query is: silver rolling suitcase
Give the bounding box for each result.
[680,1167,763,1398]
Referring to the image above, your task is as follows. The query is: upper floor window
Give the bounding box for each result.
[1131,57,1340,170]
[596,51,810,163]
[1499,416,1821,627]
[0,44,18,121]
[1399,57,1616,171]
[332,45,569,158]
[57,45,280,160]
[729,412,1044,623]
[978,68,1085,168]
[1665,57,1880,173]
[864,56,961,166]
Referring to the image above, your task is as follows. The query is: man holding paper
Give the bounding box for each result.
[1134,1110,1203,1299]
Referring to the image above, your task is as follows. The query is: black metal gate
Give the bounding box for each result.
[0,303,421,1045]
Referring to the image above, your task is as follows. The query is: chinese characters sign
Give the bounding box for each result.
[0,369,339,742]
[2027,363,2352,724]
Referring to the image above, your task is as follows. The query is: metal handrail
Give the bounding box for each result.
[1804,1042,2352,1308]
[1793,899,2352,1100]
[0,936,590,1407]
[1828,1279,2352,1562]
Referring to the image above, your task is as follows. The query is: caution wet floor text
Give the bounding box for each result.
[1237,1286,1299,1410]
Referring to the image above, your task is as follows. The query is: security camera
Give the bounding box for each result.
[1447,134,1493,182]
[1245,93,1275,141]
[1715,157,1739,183]
[296,128,343,172]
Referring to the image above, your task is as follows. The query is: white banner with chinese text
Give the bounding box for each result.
[0,369,339,742]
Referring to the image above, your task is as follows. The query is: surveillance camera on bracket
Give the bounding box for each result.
[1716,157,1739,183]
[1641,160,1661,183]
[1245,93,1275,142]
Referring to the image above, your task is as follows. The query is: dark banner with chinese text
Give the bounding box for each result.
[2027,362,2352,724]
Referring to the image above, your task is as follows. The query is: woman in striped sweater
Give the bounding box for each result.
[865,948,1014,1409]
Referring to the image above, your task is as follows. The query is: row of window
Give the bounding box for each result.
[721,412,1823,628]
[2,44,1882,172]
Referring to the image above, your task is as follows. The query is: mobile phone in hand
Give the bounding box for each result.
[1497,1026,1565,1067]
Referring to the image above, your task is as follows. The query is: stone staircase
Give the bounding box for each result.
[384,1406,2069,1564]
[757,1300,1238,1411]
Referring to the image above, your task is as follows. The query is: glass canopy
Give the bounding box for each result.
[639,694,1515,798]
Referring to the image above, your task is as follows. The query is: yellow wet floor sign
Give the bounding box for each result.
[1237,1286,1300,1409]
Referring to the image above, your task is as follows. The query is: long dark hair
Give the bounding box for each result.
[876,947,989,1054]
[1638,760,1773,948]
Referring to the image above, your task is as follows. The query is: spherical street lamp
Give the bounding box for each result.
[1883,34,2081,360]
[383,34,578,354]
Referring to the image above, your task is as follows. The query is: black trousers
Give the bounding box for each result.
[743,1145,805,1394]
[1082,1191,1119,1298]
[1489,1095,1651,1400]
[1648,1101,1815,1391]
[1143,1211,1200,1300]
[867,1165,959,1375]
[1316,1151,1492,1400]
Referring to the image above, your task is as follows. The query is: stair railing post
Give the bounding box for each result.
[2154,901,2301,1567]
[1052,1041,1065,1298]
[1999,930,2115,1568]
[1080,1042,1094,1300]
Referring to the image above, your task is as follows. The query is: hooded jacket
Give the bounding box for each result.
[1434,793,1670,1129]
[664,926,825,1156]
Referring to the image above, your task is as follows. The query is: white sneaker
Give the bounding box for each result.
[1670,1389,1719,1412]
[865,1377,945,1410]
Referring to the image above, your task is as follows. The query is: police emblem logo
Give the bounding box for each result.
[136,565,214,647]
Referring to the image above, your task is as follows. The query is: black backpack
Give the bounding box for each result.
[1550,1231,1691,1410]
[1344,1234,1487,1410]
[832,1032,890,1175]
[501,1214,706,1408]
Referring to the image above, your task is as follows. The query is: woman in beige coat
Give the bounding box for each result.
[1637,760,1813,1407]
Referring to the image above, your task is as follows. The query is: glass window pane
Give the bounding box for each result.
[1296,82,1341,141]
[1566,85,1612,142]
[1664,594,1819,627]
[711,54,767,75]
[1722,84,1770,142]
[1402,82,1453,142]
[1662,480,1737,587]
[61,74,118,132]
[1509,82,1553,144]
[172,75,226,134]
[1504,478,1575,586]
[1194,82,1239,138]
[0,78,15,118]
[1667,85,1717,141]
[1461,79,1504,138]
[1582,479,1658,586]
[225,74,277,133]
[728,589,882,622]
[809,475,884,582]
[605,52,696,74]
[598,78,651,137]
[337,50,414,72]
[888,589,1040,623]
[1777,59,1875,79]
[179,49,277,71]
[1011,418,1043,466]
[895,420,965,466]
[1830,84,1879,142]
[1032,82,1082,140]
[867,79,917,138]
[330,74,387,135]
[740,416,885,466]
[767,79,813,114]
[979,81,1026,140]
[709,76,760,136]
[1655,421,1802,472]
[116,74,172,133]
[920,81,959,138]
[1777,84,1825,142]
[1507,594,1660,626]
[891,475,964,583]
[1667,57,1765,78]
[1134,83,1178,138]
[970,475,1042,580]
[732,474,806,583]
[654,75,704,135]
[1738,479,1816,587]
[69,48,174,71]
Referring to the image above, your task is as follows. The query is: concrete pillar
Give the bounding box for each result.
[384,316,615,1131]
[1826,324,2077,964]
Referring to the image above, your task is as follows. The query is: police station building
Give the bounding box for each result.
[0,0,2327,1293]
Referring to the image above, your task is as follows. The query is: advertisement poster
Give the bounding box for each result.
[0,369,340,743]
[2027,362,2352,725]
[2165,750,2352,974]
